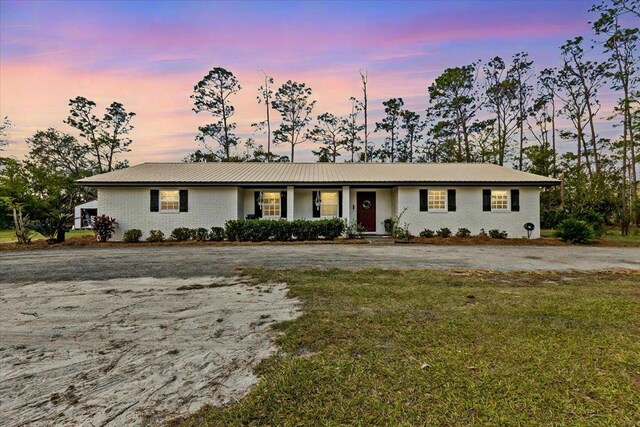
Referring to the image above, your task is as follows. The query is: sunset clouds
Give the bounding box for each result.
[1,0,604,163]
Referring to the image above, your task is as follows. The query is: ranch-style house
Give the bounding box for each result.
[78,162,559,240]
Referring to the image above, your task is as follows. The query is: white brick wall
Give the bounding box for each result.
[97,187,239,241]
[397,186,541,238]
[98,185,541,240]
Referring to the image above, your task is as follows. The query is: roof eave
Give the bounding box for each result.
[76,180,560,188]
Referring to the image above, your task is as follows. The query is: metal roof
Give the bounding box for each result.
[77,162,560,187]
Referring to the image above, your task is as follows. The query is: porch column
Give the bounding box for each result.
[287,185,295,221]
[342,185,350,224]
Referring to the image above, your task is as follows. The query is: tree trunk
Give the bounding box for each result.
[360,71,368,163]
[551,97,556,173]
[221,87,229,161]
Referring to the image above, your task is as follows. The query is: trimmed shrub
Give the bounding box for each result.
[191,227,210,241]
[455,227,471,238]
[223,218,344,242]
[123,229,142,243]
[555,218,595,244]
[170,227,191,241]
[210,227,225,241]
[318,218,345,240]
[419,229,435,238]
[93,215,117,242]
[436,227,452,238]
[478,228,489,238]
[146,230,165,242]
[291,219,319,241]
[488,229,508,239]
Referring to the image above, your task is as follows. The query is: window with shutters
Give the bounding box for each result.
[491,190,509,211]
[160,190,180,212]
[262,192,281,217]
[428,190,446,211]
[320,191,339,217]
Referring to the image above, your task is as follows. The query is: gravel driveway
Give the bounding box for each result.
[1,244,638,282]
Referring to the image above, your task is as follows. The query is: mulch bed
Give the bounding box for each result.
[0,234,634,252]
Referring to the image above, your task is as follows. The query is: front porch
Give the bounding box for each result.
[239,186,395,235]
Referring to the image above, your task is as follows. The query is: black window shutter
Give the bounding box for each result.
[179,190,188,212]
[150,190,159,212]
[312,191,321,218]
[482,189,491,211]
[419,189,428,211]
[447,189,456,212]
[511,189,520,212]
[254,191,262,218]
[338,191,343,217]
[280,191,287,218]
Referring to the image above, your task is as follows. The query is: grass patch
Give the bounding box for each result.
[542,227,640,247]
[175,269,640,426]
[0,228,94,244]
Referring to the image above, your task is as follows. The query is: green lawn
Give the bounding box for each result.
[177,269,640,426]
[542,227,640,246]
[0,228,94,243]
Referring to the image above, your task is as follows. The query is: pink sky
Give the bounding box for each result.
[0,0,616,164]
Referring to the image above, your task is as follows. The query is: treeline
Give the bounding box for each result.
[183,0,638,232]
[0,98,135,227]
[0,0,637,233]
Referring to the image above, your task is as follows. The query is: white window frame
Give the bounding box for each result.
[491,190,509,212]
[320,191,339,218]
[160,190,180,213]
[261,191,281,218]
[428,190,447,212]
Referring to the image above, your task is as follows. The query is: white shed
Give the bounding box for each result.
[74,200,98,230]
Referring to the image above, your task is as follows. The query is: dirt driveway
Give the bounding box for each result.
[0,276,299,426]
[1,244,638,283]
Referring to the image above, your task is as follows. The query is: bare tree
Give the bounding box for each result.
[510,52,534,170]
[359,70,369,162]
[256,71,274,161]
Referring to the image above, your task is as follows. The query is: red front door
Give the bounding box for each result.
[357,192,377,232]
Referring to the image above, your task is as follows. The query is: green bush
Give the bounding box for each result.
[170,227,191,241]
[345,220,365,239]
[190,227,210,241]
[318,218,345,240]
[488,229,508,239]
[146,230,165,242]
[555,218,595,244]
[123,229,142,243]
[93,215,117,242]
[541,208,570,229]
[419,229,435,238]
[436,227,452,238]
[575,209,605,237]
[291,219,319,241]
[27,213,73,244]
[478,228,489,238]
[224,218,344,242]
[210,227,225,241]
[455,227,471,238]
